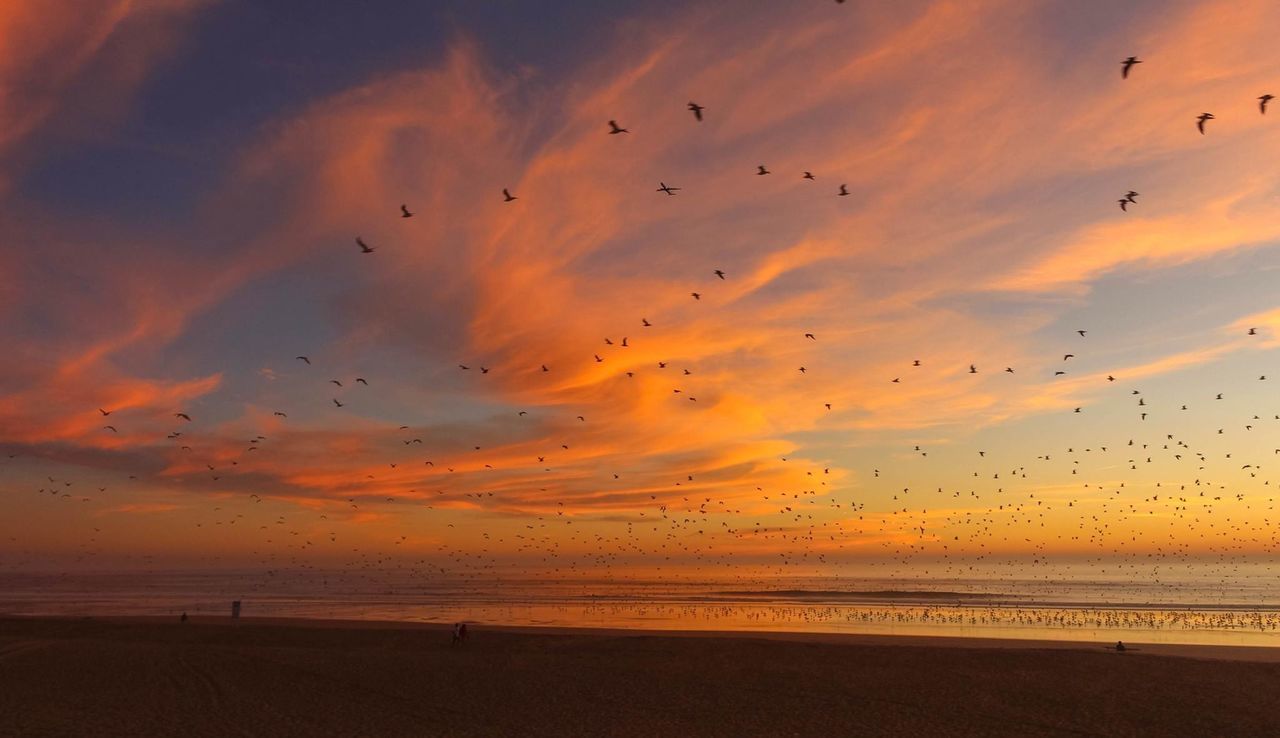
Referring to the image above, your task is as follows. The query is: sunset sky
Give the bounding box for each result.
[3,0,1280,578]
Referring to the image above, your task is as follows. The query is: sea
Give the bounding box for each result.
[2,567,1279,647]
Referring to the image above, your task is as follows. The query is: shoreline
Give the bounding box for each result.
[7,613,1279,662]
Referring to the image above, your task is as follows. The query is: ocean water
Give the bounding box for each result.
[2,569,1279,647]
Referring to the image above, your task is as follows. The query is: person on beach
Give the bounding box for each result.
[459,623,468,643]
[180,612,188,623]
[452,622,463,646]
[1114,641,1126,652]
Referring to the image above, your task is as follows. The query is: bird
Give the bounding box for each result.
[1124,191,1138,203]
[1077,330,1087,337]
[330,379,343,387]
[1196,112,1214,134]
[656,182,681,195]
[356,237,375,253]
[714,269,725,279]
[691,292,701,300]
[1063,354,1074,361]
[503,188,517,202]
[805,333,816,340]
[687,102,704,121]
[607,120,629,134]
[400,204,413,218]
[174,413,191,421]
[1121,56,1141,79]
[1260,94,1274,115]
[802,171,815,180]
[1118,199,1130,211]
[273,412,287,417]
[642,318,651,327]
[103,425,118,433]
[1248,327,1257,335]
[969,365,978,374]
[838,184,849,196]
[333,399,344,408]
[756,165,770,175]
[98,408,111,416]
[355,378,368,385]
[296,356,310,364]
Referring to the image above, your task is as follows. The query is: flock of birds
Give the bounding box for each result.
[3,42,1280,628]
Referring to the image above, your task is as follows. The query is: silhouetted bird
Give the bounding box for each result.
[400,204,413,218]
[1196,112,1214,134]
[608,120,629,134]
[688,102,705,121]
[357,237,375,253]
[1260,94,1274,115]
[503,188,517,202]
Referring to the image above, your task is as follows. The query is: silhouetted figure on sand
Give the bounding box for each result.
[1115,641,1126,652]
[180,612,188,623]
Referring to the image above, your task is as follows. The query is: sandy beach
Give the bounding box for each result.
[2,617,1278,737]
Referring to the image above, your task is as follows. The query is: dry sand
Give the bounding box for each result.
[2,616,1278,737]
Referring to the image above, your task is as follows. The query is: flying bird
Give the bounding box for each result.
[607,120,629,134]
[503,188,517,202]
[400,204,413,218]
[103,425,118,433]
[296,356,310,364]
[1121,56,1141,79]
[356,237,375,253]
[1260,94,1274,115]
[805,333,815,340]
[1196,112,1214,134]
[714,269,725,279]
[355,378,368,385]
[174,413,191,421]
[98,408,111,416]
[803,171,815,180]
[687,102,704,121]
[756,165,770,175]
[838,184,849,196]
[656,182,681,195]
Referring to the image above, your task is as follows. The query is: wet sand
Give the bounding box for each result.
[2,616,1278,737]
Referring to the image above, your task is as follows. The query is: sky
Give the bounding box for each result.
[2,0,1280,580]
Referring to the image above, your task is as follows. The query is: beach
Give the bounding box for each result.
[2,617,1278,737]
